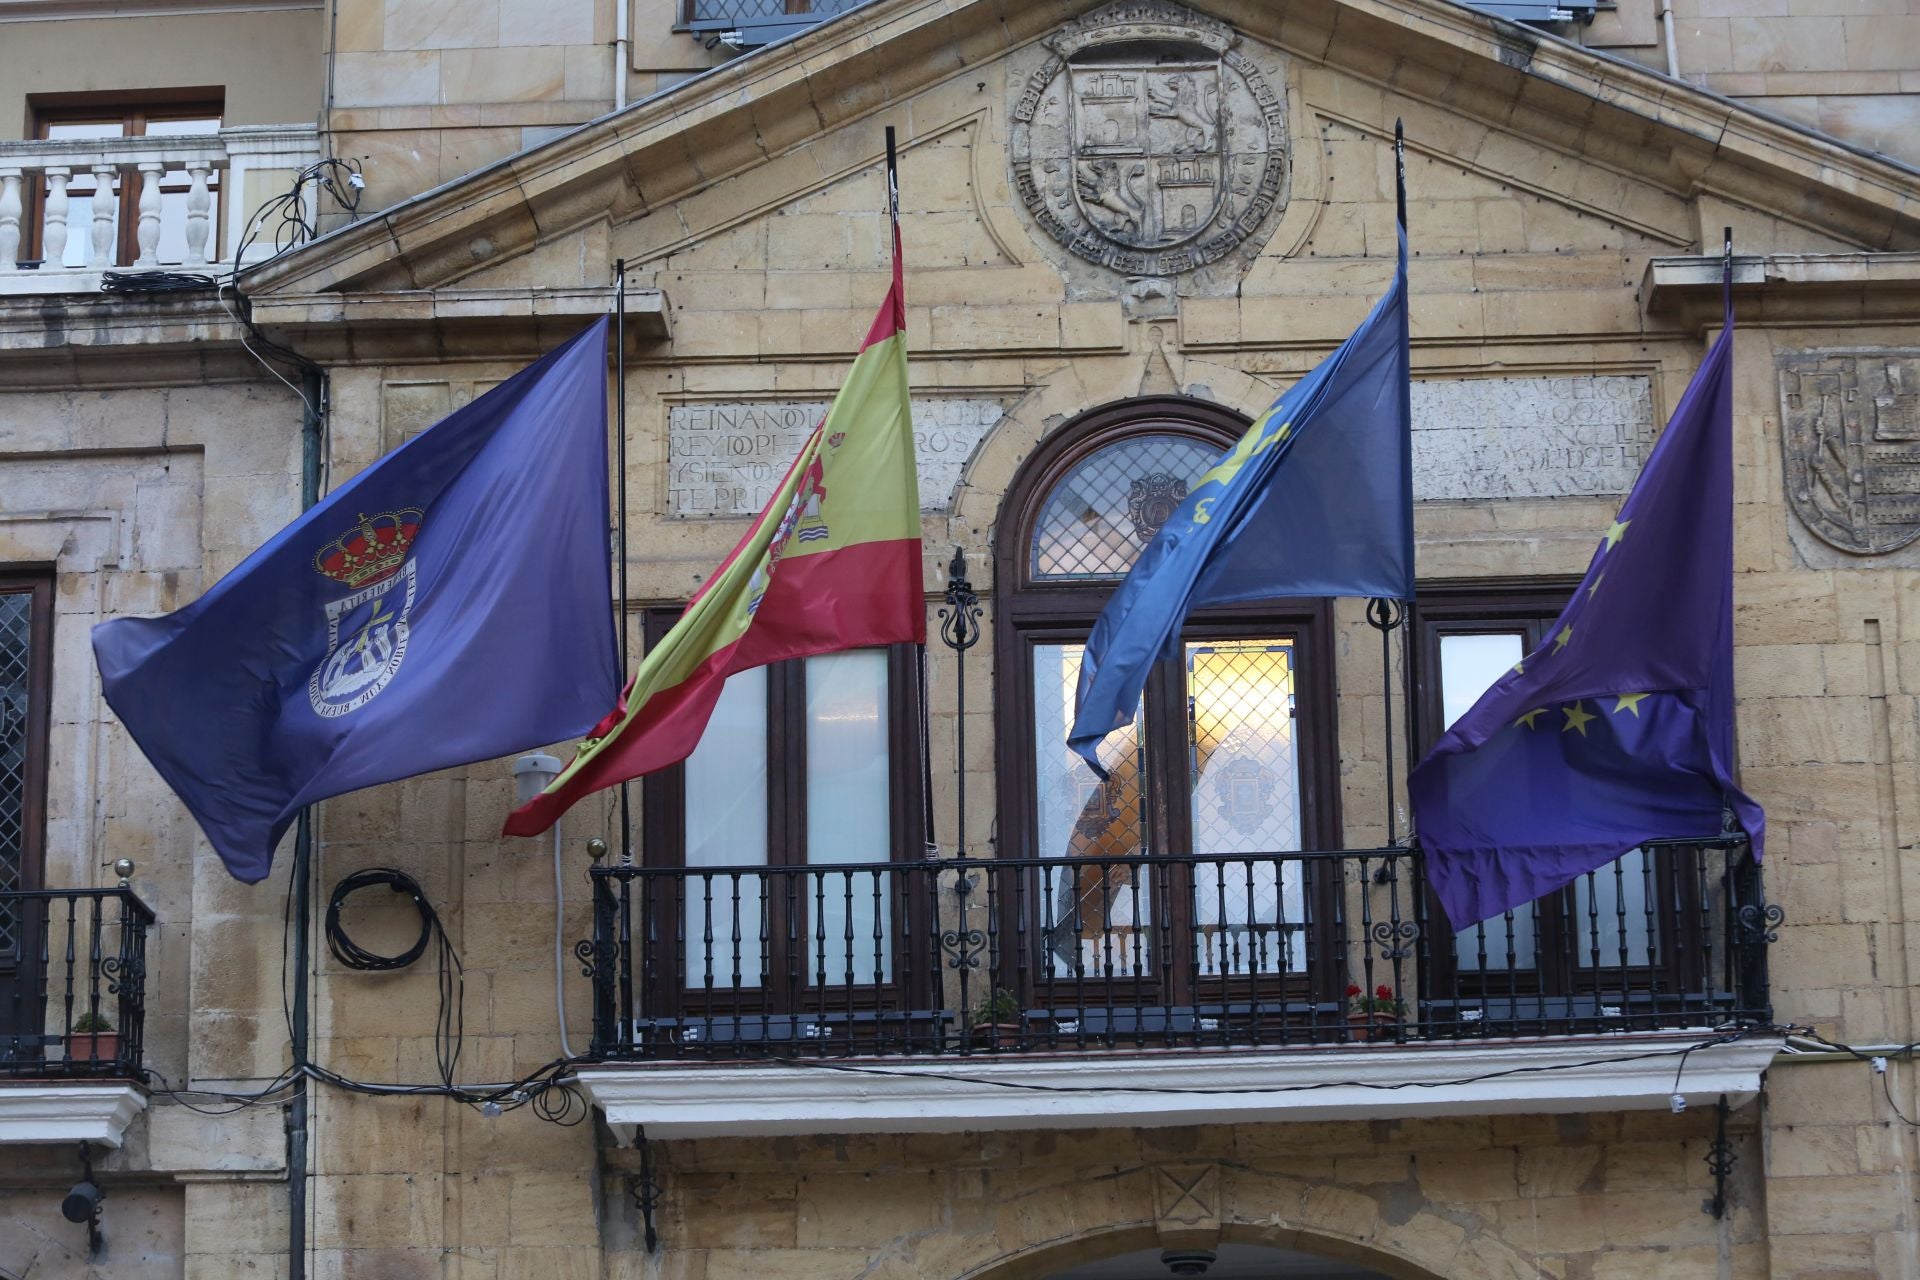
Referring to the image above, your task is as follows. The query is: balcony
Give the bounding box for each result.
[0,887,153,1146]
[680,0,868,49]
[575,840,1784,1138]
[0,124,320,297]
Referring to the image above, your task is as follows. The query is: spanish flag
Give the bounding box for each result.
[503,234,923,837]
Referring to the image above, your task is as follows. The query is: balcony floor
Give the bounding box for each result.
[578,1030,1785,1140]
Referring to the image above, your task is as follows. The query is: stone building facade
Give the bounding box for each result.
[2,0,1919,1276]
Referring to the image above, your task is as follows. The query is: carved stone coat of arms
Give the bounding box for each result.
[1779,351,1920,555]
[1010,1,1287,280]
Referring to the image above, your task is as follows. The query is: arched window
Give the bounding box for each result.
[992,397,1343,1017]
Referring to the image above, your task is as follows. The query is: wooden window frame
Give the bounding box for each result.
[23,94,224,268]
[1413,577,1701,1010]
[637,609,929,1020]
[992,397,1347,1012]
[0,570,54,1050]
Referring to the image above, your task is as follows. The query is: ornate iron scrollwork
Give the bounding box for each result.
[575,937,614,979]
[1736,901,1785,945]
[1704,1094,1736,1219]
[1370,920,1419,961]
[940,925,988,971]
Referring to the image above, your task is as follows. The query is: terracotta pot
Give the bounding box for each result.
[1345,1013,1399,1043]
[66,1031,121,1064]
[966,1022,1025,1049]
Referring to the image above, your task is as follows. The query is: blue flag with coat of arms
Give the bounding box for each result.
[92,320,621,882]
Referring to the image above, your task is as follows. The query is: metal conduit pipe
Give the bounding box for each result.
[1660,0,1682,79]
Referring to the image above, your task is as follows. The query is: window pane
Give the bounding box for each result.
[0,592,33,963]
[1187,640,1305,975]
[1439,633,1524,728]
[1574,847,1655,968]
[57,189,116,267]
[1030,434,1220,580]
[805,651,890,985]
[1438,630,1537,969]
[683,667,768,989]
[44,121,124,140]
[1033,643,1149,978]
[142,116,221,137]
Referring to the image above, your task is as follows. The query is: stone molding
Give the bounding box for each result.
[579,1034,1785,1141]
[235,0,1920,300]
[0,1083,147,1147]
[1643,252,1920,332]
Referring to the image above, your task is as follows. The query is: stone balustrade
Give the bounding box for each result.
[0,124,320,293]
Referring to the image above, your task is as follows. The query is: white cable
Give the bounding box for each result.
[553,817,576,1059]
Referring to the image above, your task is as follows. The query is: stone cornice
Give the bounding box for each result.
[237,0,1920,300]
[0,1083,147,1147]
[1644,251,1920,332]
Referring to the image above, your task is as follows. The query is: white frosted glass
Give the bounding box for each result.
[1439,632,1525,728]
[1575,847,1654,967]
[806,651,891,985]
[1440,631,1537,969]
[684,667,768,989]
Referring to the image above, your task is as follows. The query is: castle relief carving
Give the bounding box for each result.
[1010,2,1288,295]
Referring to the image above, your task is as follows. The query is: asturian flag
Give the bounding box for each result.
[504,226,924,836]
[1409,296,1765,928]
[93,321,621,882]
[1069,219,1413,775]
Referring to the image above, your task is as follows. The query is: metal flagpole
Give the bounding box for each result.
[1395,120,1420,834]
[614,260,633,862]
[884,126,937,861]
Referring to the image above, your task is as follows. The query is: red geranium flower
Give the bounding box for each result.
[1375,985,1394,1000]
[1345,983,1363,998]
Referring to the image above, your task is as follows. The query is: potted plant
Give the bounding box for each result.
[1345,984,1404,1042]
[66,1011,120,1064]
[964,988,1024,1049]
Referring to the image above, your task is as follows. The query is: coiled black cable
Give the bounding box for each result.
[324,868,463,1086]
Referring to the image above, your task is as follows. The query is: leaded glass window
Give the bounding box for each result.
[0,585,39,963]
[1029,434,1220,580]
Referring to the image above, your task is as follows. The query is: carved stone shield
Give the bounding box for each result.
[1779,350,1920,555]
[1010,0,1286,280]
[1068,63,1225,250]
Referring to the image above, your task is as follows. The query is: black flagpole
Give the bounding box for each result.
[1395,120,1420,833]
[885,126,935,860]
[614,260,633,862]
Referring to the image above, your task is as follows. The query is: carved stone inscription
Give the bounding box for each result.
[1010,1,1286,278]
[668,399,1003,517]
[1410,375,1656,501]
[1779,350,1920,555]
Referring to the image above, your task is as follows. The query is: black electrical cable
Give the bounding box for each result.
[324,867,464,1089]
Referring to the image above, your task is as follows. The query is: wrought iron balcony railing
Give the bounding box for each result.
[0,888,153,1080]
[581,839,1773,1060]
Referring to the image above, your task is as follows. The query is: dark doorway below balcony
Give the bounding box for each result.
[1048,1243,1393,1280]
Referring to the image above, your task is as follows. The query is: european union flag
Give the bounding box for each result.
[1068,225,1412,773]
[1408,308,1765,928]
[92,321,621,883]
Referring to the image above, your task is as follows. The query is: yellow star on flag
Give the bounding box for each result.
[1602,518,1631,551]
[1553,625,1574,653]
[1514,708,1547,730]
[1562,702,1597,736]
[1510,659,1525,676]
[1587,572,1606,599]
[1614,692,1650,717]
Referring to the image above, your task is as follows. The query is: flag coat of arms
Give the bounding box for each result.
[93,321,622,882]
[1409,306,1766,928]
[505,240,924,836]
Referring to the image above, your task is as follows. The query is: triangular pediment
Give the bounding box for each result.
[240,0,1920,306]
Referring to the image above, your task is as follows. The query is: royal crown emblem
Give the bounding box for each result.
[307,508,423,718]
[313,509,424,589]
